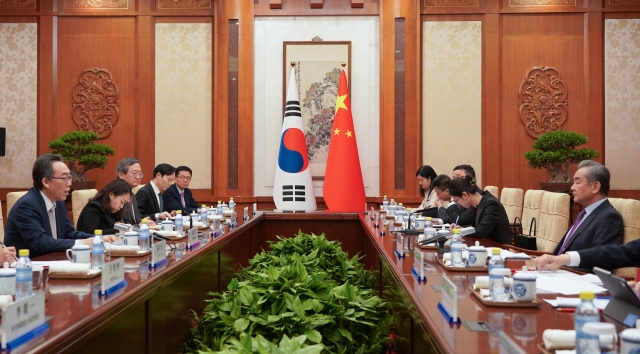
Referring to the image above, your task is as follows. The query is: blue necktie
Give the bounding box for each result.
[158,192,163,212]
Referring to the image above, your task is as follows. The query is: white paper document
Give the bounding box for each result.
[543,297,610,310]
[536,274,607,295]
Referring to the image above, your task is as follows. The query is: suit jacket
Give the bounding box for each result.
[76,200,121,235]
[135,183,162,221]
[552,199,623,256]
[122,195,141,225]
[4,188,92,258]
[472,190,512,245]
[578,239,640,271]
[163,184,199,214]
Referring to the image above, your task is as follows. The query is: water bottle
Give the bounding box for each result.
[396,203,404,222]
[489,268,509,301]
[575,291,600,354]
[217,200,223,215]
[451,229,462,245]
[200,204,209,227]
[389,199,397,216]
[382,195,389,211]
[425,217,433,229]
[229,197,235,211]
[91,230,105,270]
[175,210,184,234]
[488,248,504,273]
[451,243,464,267]
[15,249,32,300]
[139,219,150,252]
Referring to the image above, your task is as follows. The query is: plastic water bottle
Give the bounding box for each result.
[15,249,32,300]
[91,230,105,270]
[489,268,509,301]
[382,196,389,211]
[217,200,223,215]
[451,229,462,245]
[389,199,397,216]
[396,203,404,222]
[200,204,209,227]
[451,243,464,267]
[425,217,433,229]
[575,291,600,354]
[229,197,235,211]
[488,248,503,273]
[175,210,184,234]
[139,219,150,252]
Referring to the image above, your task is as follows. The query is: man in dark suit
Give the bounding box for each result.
[534,160,624,272]
[450,164,477,226]
[163,166,200,214]
[551,160,623,256]
[5,154,118,257]
[136,163,175,221]
[116,157,147,225]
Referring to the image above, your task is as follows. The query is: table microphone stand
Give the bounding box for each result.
[403,209,425,235]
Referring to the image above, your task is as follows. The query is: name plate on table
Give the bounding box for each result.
[394,234,406,258]
[1,291,48,350]
[187,227,199,249]
[412,248,426,282]
[101,257,126,295]
[252,203,257,216]
[243,207,249,221]
[151,240,167,268]
[438,275,460,323]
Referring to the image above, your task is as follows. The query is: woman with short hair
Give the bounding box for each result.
[77,179,132,235]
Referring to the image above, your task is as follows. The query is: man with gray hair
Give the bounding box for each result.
[116,157,149,225]
[534,160,623,272]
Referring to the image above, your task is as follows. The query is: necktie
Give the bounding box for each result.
[158,192,163,212]
[558,209,587,254]
[49,204,57,239]
[180,192,185,208]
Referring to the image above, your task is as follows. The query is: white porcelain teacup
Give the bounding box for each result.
[467,241,487,267]
[413,217,426,230]
[66,244,91,264]
[512,267,537,302]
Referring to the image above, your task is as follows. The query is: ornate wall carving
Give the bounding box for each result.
[424,0,478,6]
[510,0,575,5]
[0,0,36,8]
[65,0,128,8]
[518,67,567,138]
[72,68,120,138]
[157,0,211,9]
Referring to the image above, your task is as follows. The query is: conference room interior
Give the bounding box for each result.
[1,1,640,353]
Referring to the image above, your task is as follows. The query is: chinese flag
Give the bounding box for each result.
[323,69,365,212]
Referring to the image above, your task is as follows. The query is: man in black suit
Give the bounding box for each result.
[450,164,477,226]
[534,160,624,272]
[163,166,200,214]
[116,157,148,225]
[5,154,118,257]
[136,163,175,221]
[432,174,460,224]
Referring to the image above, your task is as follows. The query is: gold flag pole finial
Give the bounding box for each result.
[291,61,296,67]
[341,62,346,67]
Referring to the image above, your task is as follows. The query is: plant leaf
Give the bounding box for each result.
[228,278,239,292]
[304,329,322,343]
[338,328,353,342]
[234,318,250,332]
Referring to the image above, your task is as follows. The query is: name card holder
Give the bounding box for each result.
[1,292,49,350]
[394,234,406,259]
[150,240,168,268]
[411,248,427,283]
[243,207,249,221]
[187,227,200,250]
[252,203,257,216]
[370,206,375,220]
[100,258,127,296]
[437,275,461,324]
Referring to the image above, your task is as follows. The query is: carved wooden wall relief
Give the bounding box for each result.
[157,0,211,9]
[424,0,478,6]
[518,67,567,138]
[0,0,36,8]
[72,68,120,139]
[65,0,128,8]
[509,0,576,5]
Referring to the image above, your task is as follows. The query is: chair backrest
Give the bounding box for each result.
[484,186,499,200]
[521,190,545,237]
[0,199,4,243]
[72,189,98,227]
[609,198,640,279]
[500,187,524,223]
[6,191,28,218]
[132,184,145,195]
[536,191,570,253]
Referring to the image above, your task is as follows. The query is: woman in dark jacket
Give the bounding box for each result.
[448,176,511,245]
[77,179,132,235]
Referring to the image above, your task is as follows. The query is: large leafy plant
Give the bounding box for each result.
[48,131,115,182]
[186,231,391,354]
[524,130,599,183]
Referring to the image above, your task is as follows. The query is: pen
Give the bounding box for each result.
[454,216,460,228]
[556,307,603,313]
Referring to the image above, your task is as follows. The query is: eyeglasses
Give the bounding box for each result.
[51,176,73,183]
[177,176,192,181]
[130,172,144,178]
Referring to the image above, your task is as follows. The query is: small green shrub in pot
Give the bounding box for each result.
[47,131,115,183]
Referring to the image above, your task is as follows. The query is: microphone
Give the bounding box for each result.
[418,232,451,247]
[152,232,172,242]
[402,209,429,235]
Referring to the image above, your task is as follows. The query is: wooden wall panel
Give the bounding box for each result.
[254,0,379,16]
[56,17,137,187]
[499,13,586,191]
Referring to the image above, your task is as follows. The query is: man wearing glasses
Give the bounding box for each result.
[5,154,118,257]
[116,157,153,226]
[163,166,200,214]
[135,163,175,221]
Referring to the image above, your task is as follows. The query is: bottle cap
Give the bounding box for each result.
[230,197,233,200]
[218,200,221,203]
[492,248,501,255]
[384,195,387,198]
[453,229,461,234]
[398,203,403,206]
[406,208,411,211]
[95,229,102,235]
[18,249,29,257]
[579,291,595,300]
[142,218,149,223]
[202,204,206,207]
[426,217,432,220]
[176,210,182,214]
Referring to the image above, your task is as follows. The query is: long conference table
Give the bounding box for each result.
[5,211,618,353]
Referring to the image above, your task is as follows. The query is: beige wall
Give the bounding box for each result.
[423,21,482,184]
[155,23,212,189]
[605,19,640,190]
[0,23,37,188]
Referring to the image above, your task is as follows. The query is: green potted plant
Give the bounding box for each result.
[48,131,115,190]
[524,130,599,192]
